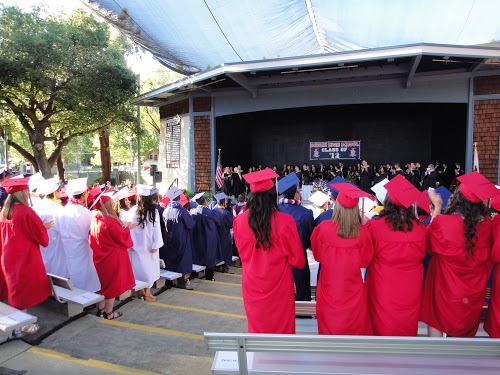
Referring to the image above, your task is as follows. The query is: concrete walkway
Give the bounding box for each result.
[0,269,246,375]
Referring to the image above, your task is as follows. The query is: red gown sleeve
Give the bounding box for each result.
[26,206,49,248]
[279,214,306,269]
[105,217,133,249]
[310,225,322,263]
[359,226,374,268]
[491,220,500,264]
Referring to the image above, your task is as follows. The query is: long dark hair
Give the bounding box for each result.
[445,185,487,256]
[247,188,278,250]
[377,196,417,232]
[136,194,156,228]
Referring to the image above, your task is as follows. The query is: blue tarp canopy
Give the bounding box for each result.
[84,0,500,75]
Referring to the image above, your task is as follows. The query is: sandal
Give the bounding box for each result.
[96,308,106,318]
[144,294,156,302]
[13,324,40,338]
[104,310,123,320]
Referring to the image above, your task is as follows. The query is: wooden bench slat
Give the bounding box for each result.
[192,264,206,272]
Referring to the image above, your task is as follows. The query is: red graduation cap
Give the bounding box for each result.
[1,177,30,194]
[457,171,499,203]
[384,174,421,208]
[329,183,375,208]
[243,168,279,193]
[417,190,431,215]
[89,193,113,211]
[180,193,189,207]
[160,196,171,206]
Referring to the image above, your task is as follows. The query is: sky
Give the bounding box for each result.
[4,0,166,77]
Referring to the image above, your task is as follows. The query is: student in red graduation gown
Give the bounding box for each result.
[0,178,53,337]
[89,193,136,320]
[485,193,500,337]
[311,183,374,335]
[365,175,426,336]
[233,168,305,333]
[422,172,494,337]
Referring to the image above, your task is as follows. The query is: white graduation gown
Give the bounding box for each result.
[127,207,163,287]
[58,203,101,292]
[32,198,69,278]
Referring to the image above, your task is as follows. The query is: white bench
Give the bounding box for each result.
[192,264,206,274]
[293,301,488,337]
[0,302,37,340]
[205,333,500,375]
[48,273,104,317]
[118,279,151,301]
[156,259,183,288]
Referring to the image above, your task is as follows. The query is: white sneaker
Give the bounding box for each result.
[185,279,193,290]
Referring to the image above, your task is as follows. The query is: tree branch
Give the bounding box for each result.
[47,120,115,166]
[8,140,36,166]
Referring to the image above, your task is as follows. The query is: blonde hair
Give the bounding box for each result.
[332,203,360,239]
[1,190,29,219]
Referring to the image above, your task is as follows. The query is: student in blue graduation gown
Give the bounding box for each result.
[189,192,220,281]
[211,192,234,271]
[277,173,314,301]
[162,187,196,289]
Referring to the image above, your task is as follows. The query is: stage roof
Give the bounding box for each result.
[84,0,500,75]
[130,43,500,106]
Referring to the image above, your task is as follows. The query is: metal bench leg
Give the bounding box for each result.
[237,337,248,375]
[156,278,166,289]
[67,302,83,317]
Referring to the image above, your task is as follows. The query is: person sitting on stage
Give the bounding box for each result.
[162,187,196,290]
[365,175,426,336]
[190,192,220,281]
[89,193,136,319]
[233,168,305,333]
[277,172,315,301]
[421,172,494,337]
[311,183,374,335]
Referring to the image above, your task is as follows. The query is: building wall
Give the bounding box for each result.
[158,97,213,192]
[157,114,191,192]
[473,75,500,183]
[194,115,212,192]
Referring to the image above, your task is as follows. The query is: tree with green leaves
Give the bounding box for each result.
[0,5,137,179]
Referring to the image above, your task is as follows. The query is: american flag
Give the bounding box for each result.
[215,150,223,189]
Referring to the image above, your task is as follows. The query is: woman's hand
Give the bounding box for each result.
[123,221,139,230]
[150,248,158,254]
[43,219,55,230]
[428,188,443,221]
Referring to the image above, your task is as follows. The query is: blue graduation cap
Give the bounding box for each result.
[214,192,227,202]
[327,176,355,198]
[192,192,205,202]
[435,186,452,209]
[277,173,299,195]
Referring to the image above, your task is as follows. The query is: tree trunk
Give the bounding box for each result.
[32,143,52,179]
[57,153,65,184]
[99,126,111,183]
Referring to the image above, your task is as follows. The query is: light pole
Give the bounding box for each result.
[125,135,135,183]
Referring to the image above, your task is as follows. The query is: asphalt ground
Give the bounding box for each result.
[0,268,248,375]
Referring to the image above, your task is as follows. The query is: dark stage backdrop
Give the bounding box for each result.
[216,103,466,170]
